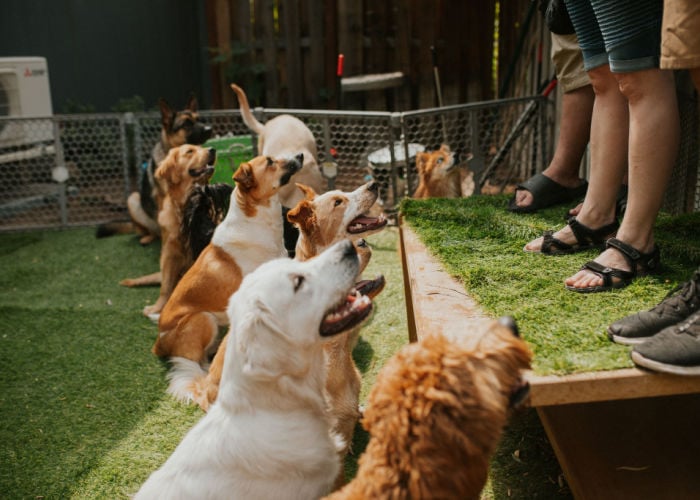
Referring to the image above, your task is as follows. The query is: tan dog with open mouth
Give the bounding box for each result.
[120,145,216,318]
[151,153,302,363]
[135,241,374,500]
[413,144,473,199]
[325,317,532,500]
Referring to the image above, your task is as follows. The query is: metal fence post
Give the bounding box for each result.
[389,112,403,208]
[121,112,134,200]
[51,117,68,227]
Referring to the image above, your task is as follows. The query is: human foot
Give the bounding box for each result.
[524,217,618,254]
[508,173,587,213]
[565,238,660,293]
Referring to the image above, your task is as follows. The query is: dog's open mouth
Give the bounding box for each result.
[320,291,373,337]
[353,275,385,300]
[189,165,215,178]
[189,151,217,179]
[347,214,388,234]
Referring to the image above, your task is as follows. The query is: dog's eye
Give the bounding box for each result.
[185,148,195,156]
[266,157,273,166]
[437,157,444,164]
[292,275,305,292]
[333,198,343,207]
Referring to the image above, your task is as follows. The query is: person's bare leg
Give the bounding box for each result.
[514,84,594,208]
[525,64,626,252]
[565,68,679,289]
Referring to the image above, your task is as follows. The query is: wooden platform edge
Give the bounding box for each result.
[398,219,700,407]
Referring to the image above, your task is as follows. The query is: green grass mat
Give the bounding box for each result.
[401,195,700,376]
[0,227,409,498]
[0,225,571,498]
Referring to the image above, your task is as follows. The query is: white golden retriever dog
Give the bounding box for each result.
[135,240,373,500]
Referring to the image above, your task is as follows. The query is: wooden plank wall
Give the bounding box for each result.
[206,0,539,111]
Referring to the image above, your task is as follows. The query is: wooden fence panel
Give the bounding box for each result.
[205,0,537,110]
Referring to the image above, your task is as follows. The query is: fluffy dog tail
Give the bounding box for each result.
[230,83,265,135]
[166,357,207,403]
[167,357,219,411]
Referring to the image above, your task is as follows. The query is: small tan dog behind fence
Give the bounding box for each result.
[325,317,532,500]
[412,144,474,199]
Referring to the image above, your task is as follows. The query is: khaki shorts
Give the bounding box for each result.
[551,33,590,93]
[661,0,700,69]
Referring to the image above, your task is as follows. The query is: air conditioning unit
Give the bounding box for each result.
[0,57,54,149]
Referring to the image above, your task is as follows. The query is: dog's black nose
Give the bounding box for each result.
[367,181,379,193]
[498,316,520,338]
[295,153,304,165]
[207,147,216,164]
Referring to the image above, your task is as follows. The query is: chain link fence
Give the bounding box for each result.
[1,94,697,233]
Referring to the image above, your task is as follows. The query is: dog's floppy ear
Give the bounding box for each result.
[155,151,180,186]
[236,303,310,380]
[233,163,257,191]
[158,98,174,129]
[185,93,198,112]
[286,199,316,231]
[416,152,429,174]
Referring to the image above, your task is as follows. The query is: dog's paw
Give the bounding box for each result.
[142,304,161,322]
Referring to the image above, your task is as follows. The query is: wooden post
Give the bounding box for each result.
[282,0,303,107]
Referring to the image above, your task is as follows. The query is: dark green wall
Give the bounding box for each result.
[1,0,212,113]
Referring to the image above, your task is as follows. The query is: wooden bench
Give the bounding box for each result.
[399,221,700,500]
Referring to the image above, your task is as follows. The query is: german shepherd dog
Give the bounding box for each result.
[96,95,213,245]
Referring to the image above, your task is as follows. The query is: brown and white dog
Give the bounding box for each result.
[413,144,473,199]
[231,83,326,255]
[120,145,216,318]
[151,153,302,363]
[135,241,374,500]
[325,317,532,500]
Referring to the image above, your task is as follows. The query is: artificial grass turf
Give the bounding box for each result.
[0,226,409,498]
[0,224,570,498]
[400,195,700,375]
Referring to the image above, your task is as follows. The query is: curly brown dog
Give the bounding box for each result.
[325,317,532,500]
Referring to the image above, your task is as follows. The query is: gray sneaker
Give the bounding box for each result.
[631,310,700,376]
[607,269,700,345]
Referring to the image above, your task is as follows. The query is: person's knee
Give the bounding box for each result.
[613,72,646,102]
[615,69,674,104]
[587,65,616,95]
